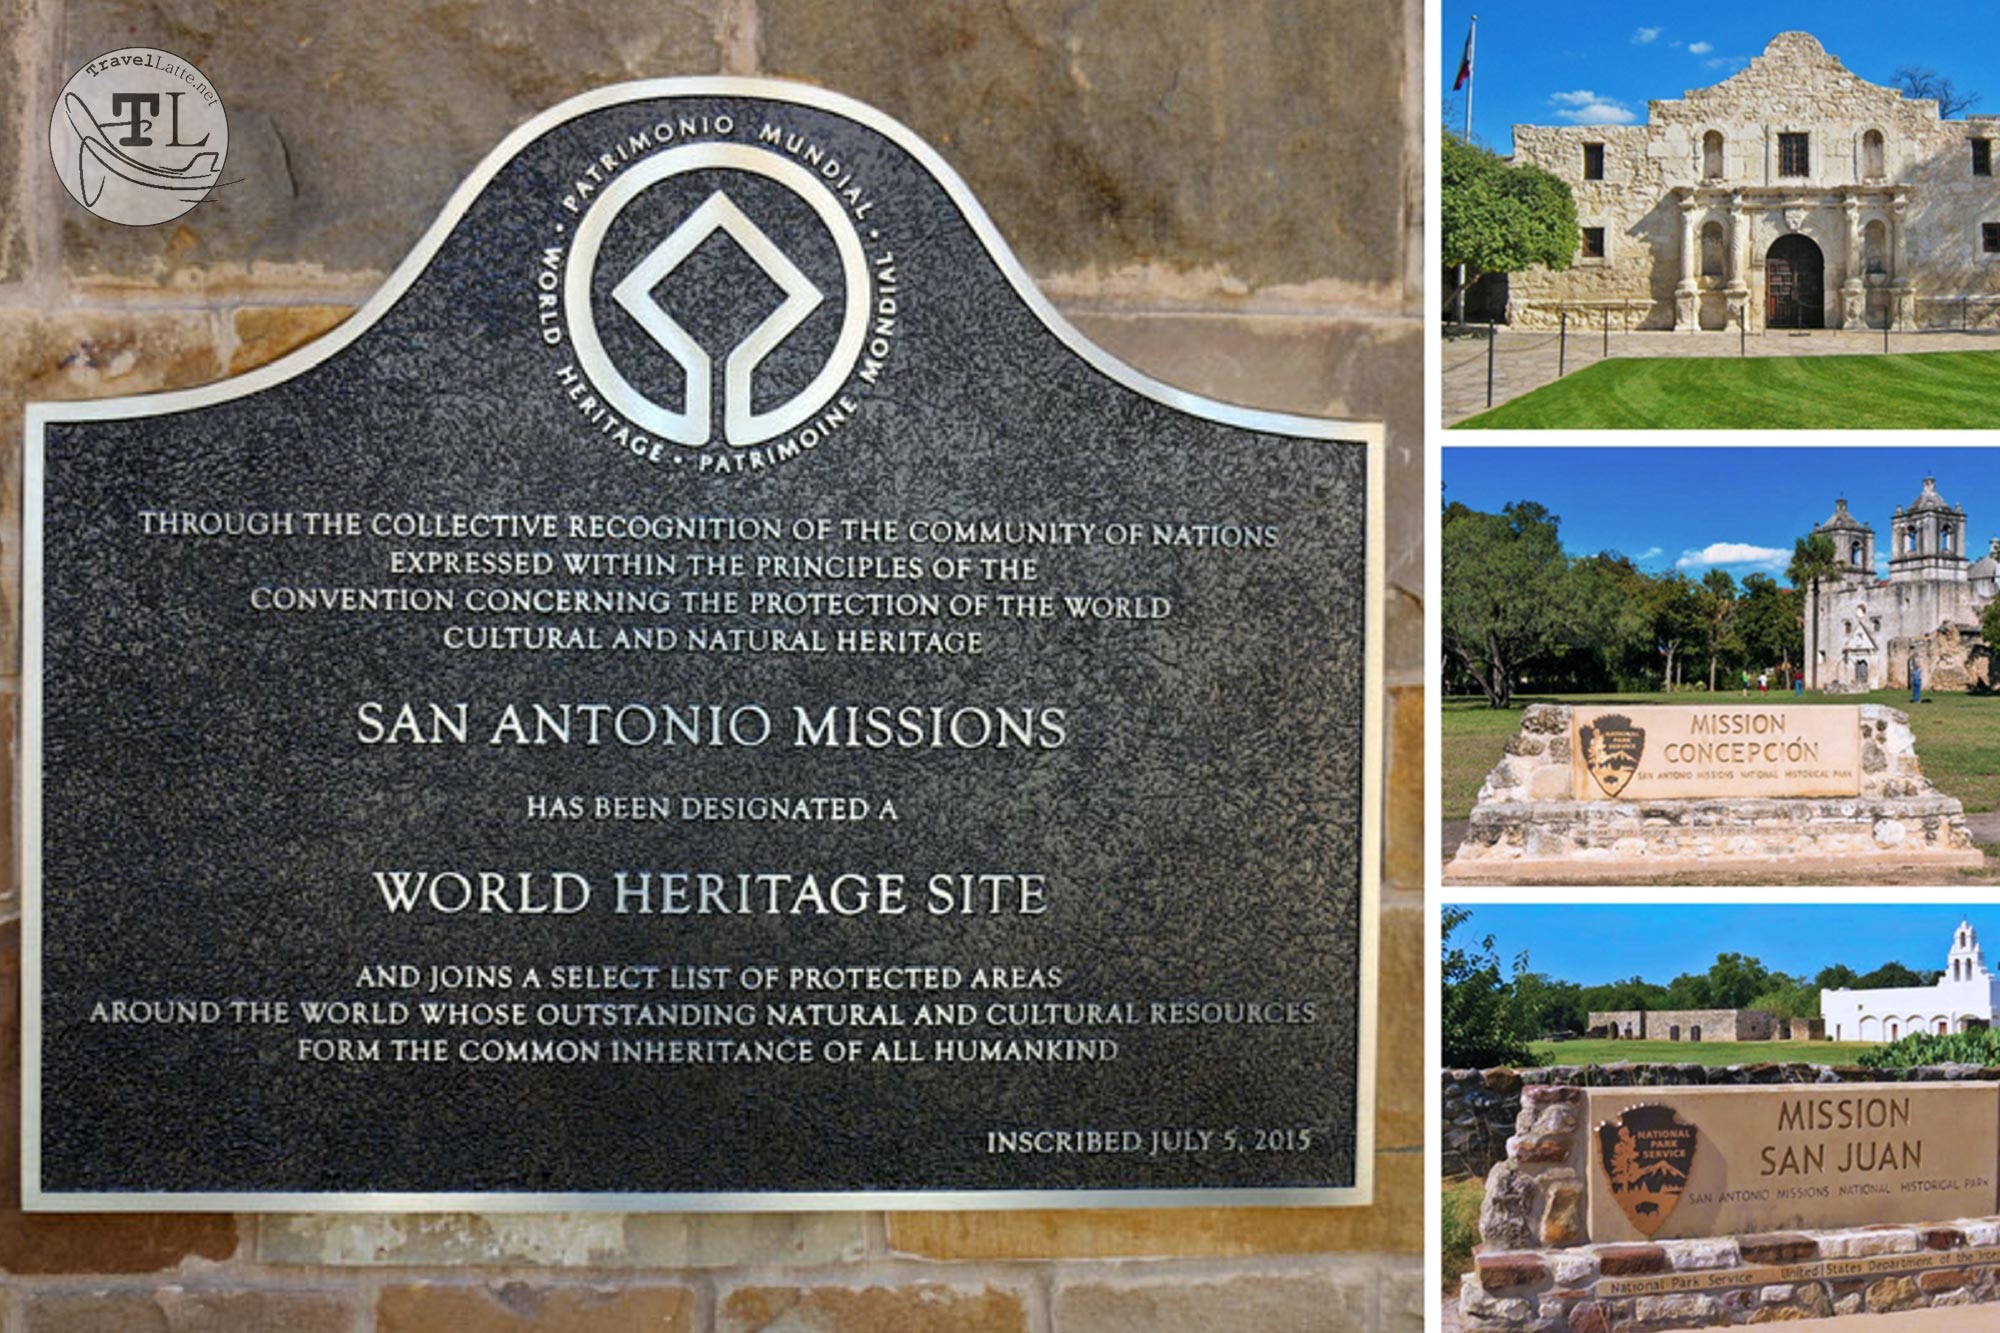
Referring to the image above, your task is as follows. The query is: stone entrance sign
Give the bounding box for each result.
[1572,705,1861,801]
[1445,702,1980,881]
[1465,1073,2000,1329]
[23,80,1381,1210]
[1587,1085,1999,1242]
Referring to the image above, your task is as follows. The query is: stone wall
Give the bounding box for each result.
[0,2,1425,1328]
[1447,703,1981,880]
[1584,1010,1782,1043]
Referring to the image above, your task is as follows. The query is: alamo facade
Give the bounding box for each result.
[1507,32,2000,332]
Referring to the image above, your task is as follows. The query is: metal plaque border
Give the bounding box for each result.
[21,76,1385,1213]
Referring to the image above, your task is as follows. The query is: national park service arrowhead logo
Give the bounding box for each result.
[1578,713,1645,798]
[1598,1105,1697,1237]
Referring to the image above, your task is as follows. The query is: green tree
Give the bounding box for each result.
[1442,907,1535,1068]
[1746,979,1820,1021]
[1510,968,1587,1038]
[1815,963,1861,991]
[1787,533,1841,691]
[1570,552,1659,688]
[1980,596,2000,659]
[1857,962,1940,989]
[1441,133,1579,311]
[1736,574,1802,682]
[1704,952,1777,1009]
[1696,568,1739,692]
[1579,977,1667,1015]
[1442,500,1574,708]
[1645,573,1704,692]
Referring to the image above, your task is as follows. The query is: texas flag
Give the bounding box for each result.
[1453,22,1474,91]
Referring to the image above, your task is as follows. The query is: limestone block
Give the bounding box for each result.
[0,0,28,283]
[1527,767,1572,801]
[59,0,732,288]
[1480,1161,1541,1252]
[1048,1273,1369,1333]
[1819,1228,1919,1258]
[1663,1237,1738,1270]
[724,1283,1029,1333]
[1459,1274,1536,1325]
[24,1290,357,1333]
[1539,1177,1585,1248]
[761,0,1407,301]
[377,1285,696,1333]
[1548,1250,1600,1285]
[1865,1275,1926,1312]
[256,1211,867,1267]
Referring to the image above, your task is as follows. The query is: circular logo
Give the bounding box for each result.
[50,47,229,226]
[565,143,871,451]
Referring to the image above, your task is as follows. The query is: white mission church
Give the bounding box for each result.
[1821,921,1999,1041]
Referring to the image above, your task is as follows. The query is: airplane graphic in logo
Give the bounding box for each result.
[62,92,226,207]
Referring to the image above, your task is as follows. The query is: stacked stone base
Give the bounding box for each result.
[1462,1220,2000,1329]
[1447,794,1982,882]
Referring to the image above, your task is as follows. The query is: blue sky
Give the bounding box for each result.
[1453,905,1978,985]
[1443,446,2000,584]
[1440,4,1998,151]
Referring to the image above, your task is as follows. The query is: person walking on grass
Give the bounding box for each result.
[1740,669,1751,697]
[1758,670,1769,695]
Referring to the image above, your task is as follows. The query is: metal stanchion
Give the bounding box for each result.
[1603,307,1609,357]
[1739,307,1746,357]
[1559,308,1568,377]
[1486,319,1496,408]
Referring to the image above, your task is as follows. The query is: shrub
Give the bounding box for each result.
[1855,1027,2000,1068]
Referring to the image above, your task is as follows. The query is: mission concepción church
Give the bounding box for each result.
[1807,478,1997,693]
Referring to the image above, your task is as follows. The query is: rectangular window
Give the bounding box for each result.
[1779,132,1810,177]
[1985,222,2000,254]
[1581,226,1606,259]
[1976,139,1993,177]
[1583,143,1605,180]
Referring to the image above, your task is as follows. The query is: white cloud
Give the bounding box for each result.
[1633,26,1662,44]
[1705,55,1748,70]
[1676,542,1789,570]
[1549,91,1639,124]
[1688,40,1713,55]
[1635,546,1663,562]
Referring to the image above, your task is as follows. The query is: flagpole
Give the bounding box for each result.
[1455,16,1476,327]
[1464,15,1476,142]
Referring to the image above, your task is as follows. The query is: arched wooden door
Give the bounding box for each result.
[1766,234,1825,329]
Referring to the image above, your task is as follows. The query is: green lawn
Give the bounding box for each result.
[1531,1038,1881,1066]
[1443,688,2000,820]
[1454,350,2000,429]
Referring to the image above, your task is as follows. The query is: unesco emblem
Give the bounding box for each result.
[555,137,889,473]
[49,47,230,226]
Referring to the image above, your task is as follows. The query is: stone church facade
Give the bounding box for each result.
[1822,921,1999,1042]
[1808,478,1998,692]
[1508,32,2000,331]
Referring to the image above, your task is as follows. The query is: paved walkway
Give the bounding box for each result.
[1441,326,2000,425]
